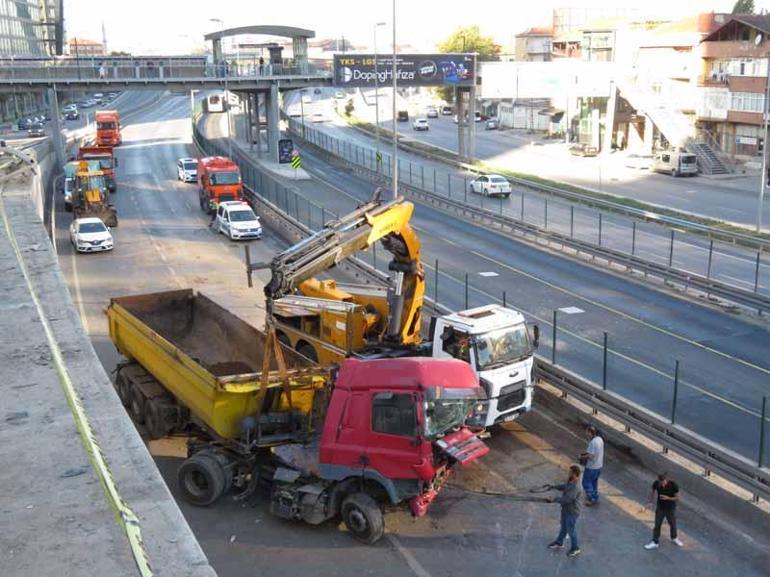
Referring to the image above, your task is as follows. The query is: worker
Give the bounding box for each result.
[644,472,684,550]
[580,425,604,505]
[547,464,583,558]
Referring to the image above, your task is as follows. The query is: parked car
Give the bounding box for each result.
[17,117,33,131]
[177,157,198,182]
[485,118,499,130]
[569,143,599,157]
[214,201,263,240]
[27,123,46,138]
[469,174,512,197]
[412,118,429,131]
[652,150,698,177]
[70,217,114,253]
[441,105,453,115]
[426,106,438,118]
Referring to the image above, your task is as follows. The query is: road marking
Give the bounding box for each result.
[70,248,90,333]
[479,271,499,277]
[386,534,432,577]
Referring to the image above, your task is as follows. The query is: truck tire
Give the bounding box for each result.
[341,492,384,544]
[144,399,169,440]
[178,452,228,506]
[115,370,131,408]
[129,385,146,425]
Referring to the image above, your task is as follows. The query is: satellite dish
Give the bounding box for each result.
[755,33,763,45]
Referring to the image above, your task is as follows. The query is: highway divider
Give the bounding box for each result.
[194,121,770,517]
[286,118,770,315]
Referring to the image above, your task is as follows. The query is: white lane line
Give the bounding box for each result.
[69,248,90,334]
[386,534,432,577]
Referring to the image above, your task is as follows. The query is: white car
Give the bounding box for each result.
[412,118,429,131]
[70,217,114,253]
[469,174,512,198]
[177,157,198,182]
[311,112,326,123]
[215,201,263,240]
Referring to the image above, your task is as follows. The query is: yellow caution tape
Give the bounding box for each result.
[0,189,154,577]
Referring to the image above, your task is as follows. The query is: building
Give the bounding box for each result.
[0,0,62,122]
[697,15,770,159]
[551,6,640,59]
[514,28,552,62]
[67,38,105,57]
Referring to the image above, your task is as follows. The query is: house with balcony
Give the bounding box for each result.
[698,15,770,159]
[514,28,553,62]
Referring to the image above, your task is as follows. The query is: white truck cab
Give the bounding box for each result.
[431,304,538,427]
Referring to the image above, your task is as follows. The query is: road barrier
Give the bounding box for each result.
[193,120,770,505]
[287,118,770,315]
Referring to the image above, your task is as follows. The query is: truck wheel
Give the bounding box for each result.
[115,370,131,408]
[178,452,227,506]
[341,492,384,544]
[129,386,146,425]
[144,399,169,440]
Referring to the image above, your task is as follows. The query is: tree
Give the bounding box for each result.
[732,0,755,13]
[436,26,498,103]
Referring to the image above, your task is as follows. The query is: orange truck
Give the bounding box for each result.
[197,156,243,213]
[95,110,121,146]
[78,146,117,192]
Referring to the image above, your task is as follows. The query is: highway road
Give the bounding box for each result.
[282,91,770,300]
[49,91,769,577]
[220,105,770,463]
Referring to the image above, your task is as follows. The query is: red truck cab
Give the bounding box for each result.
[197,156,243,213]
[95,110,121,146]
[78,146,117,192]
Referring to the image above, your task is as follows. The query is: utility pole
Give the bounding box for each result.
[374,22,385,172]
[759,54,770,232]
[391,0,398,199]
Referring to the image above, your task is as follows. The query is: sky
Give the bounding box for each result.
[64,0,770,55]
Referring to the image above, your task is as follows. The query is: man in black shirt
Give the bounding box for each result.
[644,472,684,549]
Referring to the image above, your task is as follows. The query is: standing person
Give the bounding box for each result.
[645,473,684,549]
[580,425,604,505]
[98,62,106,79]
[258,57,265,76]
[547,464,583,558]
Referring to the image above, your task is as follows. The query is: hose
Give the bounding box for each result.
[446,483,554,503]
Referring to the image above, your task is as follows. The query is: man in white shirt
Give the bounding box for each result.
[580,425,604,505]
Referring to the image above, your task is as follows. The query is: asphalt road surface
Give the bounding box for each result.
[52,91,770,577]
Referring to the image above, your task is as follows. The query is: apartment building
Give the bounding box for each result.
[514,28,553,62]
[697,15,770,158]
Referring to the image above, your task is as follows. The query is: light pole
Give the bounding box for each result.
[391,0,398,199]
[210,18,232,158]
[300,89,306,138]
[759,53,770,232]
[374,21,386,172]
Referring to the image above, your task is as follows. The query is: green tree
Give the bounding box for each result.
[436,26,498,103]
[732,0,755,13]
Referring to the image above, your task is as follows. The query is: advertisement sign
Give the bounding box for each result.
[334,54,475,88]
[278,138,294,164]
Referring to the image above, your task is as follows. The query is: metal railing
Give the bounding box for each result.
[193,121,770,503]
[287,118,770,314]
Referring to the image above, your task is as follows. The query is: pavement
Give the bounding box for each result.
[0,142,215,576]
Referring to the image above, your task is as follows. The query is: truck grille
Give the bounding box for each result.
[497,381,526,412]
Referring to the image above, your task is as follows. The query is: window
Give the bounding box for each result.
[730,92,765,113]
[372,392,417,436]
[441,328,471,363]
[662,154,670,163]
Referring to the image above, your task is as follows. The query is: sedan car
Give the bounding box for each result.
[569,143,599,157]
[412,118,429,131]
[469,174,512,197]
[70,217,114,253]
[485,118,499,130]
[64,109,80,121]
[426,106,438,118]
[177,157,198,182]
[27,123,46,138]
[311,112,326,123]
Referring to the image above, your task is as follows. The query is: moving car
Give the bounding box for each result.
[64,109,80,121]
[485,118,499,130]
[397,110,409,122]
[311,112,326,123]
[441,105,453,115]
[426,106,438,118]
[27,123,45,138]
[177,157,198,182]
[335,90,345,99]
[469,174,512,197]
[569,143,599,157]
[214,201,263,240]
[412,118,429,131]
[70,217,114,253]
[652,150,698,177]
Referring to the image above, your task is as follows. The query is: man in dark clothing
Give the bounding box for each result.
[644,472,684,549]
[547,464,583,557]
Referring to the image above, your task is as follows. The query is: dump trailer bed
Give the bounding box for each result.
[107,289,324,440]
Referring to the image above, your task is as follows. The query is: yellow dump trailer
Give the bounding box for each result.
[107,289,326,442]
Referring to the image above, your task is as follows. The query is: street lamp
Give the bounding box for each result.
[374,21,386,172]
[300,89,307,138]
[391,0,398,199]
[210,18,232,158]
[758,35,770,232]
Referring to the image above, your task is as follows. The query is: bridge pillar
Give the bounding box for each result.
[254,92,262,155]
[266,84,280,161]
[47,88,65,167]
[603,80,617,154]
[456,88,466,159]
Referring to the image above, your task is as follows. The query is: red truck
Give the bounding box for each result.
[197,156,243,213]
[95,110,122,146]
[78,146,117,192]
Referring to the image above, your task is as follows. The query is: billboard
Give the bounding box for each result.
[334,54,475,88]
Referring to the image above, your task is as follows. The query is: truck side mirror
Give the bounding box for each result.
[531,324,540,349]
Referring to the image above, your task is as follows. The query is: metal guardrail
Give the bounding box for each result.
[193,123,769,505]
[288,122,770,314]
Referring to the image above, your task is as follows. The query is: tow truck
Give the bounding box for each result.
[249,190,539,427]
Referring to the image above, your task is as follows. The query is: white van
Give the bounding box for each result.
[652,150,698,177]
[215,201,262,240]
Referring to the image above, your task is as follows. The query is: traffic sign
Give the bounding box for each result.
[291,152,302,170]
[278,138,294,164]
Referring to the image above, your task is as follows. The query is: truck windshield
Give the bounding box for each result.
[210,172,240,185]
[97,122,116,130]
[423,386,485,439]
[474,324,531,371]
